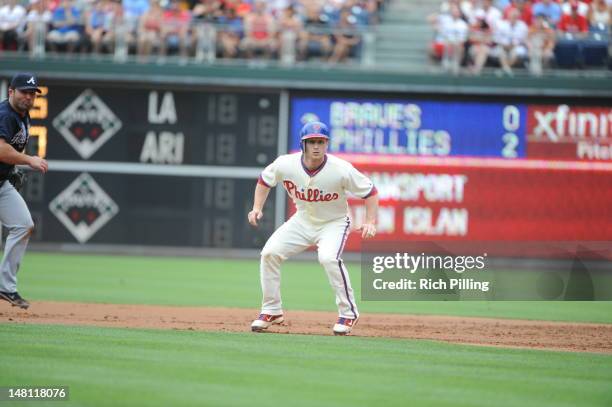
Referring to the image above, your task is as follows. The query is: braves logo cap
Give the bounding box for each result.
[10,73,42,93]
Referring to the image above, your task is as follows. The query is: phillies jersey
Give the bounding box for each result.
[259,153,377,223]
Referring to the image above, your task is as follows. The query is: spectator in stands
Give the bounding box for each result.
[160,0,192,59]
[268,0,289,18]
[298,2,332,60]
[192,0,223,22]
[21,0,52,52]
[137,0,162,58]
[47,0,83,53]
[587,0,610,29]
[476,0,502,27]
[329,7,361,63]
[241,0,276,59]
[561,0,589,17]
[503,0,533,25]
[278,4,303,34]
[84,0,115,54]
[432,3,469,73]
[122,0,149,45]
[123,0,149,21]
[437,0,474,21]
[216,6,242,58]
[364,0,381,24]
[527,13,555,73]
[468,10,493,74]
[558,1,589,36]
[495,8,528,75]
[226,0,251,19]
[349,0,372,26]
[277,5,303,60]
[0,0,27,51]
[532,0,562,26]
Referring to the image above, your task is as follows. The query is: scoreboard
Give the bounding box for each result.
[290,96,612,161]
[1,78,281,248]
[291,97,526,158]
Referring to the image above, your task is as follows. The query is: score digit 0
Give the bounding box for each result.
[30,86,48,158]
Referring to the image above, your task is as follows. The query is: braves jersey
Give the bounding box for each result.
[0,99,31,179]
[259,153,377,223]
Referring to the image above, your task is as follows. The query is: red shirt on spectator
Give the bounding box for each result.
[503,2,533,26]
[558,12,588,32]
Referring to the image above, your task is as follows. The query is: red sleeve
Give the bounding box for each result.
[578,15,588,32]
[523,6,533,26]
[558,15,568,31]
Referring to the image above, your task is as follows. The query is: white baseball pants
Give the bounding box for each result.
[259,214,358,319]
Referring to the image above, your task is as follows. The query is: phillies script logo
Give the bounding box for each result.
[283,180,339,202]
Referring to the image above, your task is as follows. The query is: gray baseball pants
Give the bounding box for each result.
[0,181,34,293]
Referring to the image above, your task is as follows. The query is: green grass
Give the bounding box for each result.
[16,252,612,323]
[1,324,611,407]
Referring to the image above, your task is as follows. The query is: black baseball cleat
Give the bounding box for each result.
[0,291,30,309]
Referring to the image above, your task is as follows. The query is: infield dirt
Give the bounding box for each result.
[2,301,611,354]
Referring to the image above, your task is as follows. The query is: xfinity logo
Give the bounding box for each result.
[53,89,122,159]
[532,105,612,141]
[49,173,119,243]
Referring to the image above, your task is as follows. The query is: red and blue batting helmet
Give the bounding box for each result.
[300,121,330,142]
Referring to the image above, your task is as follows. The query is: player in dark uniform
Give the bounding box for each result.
[0,73,48,309]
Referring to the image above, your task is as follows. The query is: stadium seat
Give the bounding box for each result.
[582,37,608,67]
[554,38,582,68]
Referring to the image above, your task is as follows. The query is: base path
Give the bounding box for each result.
[2,301,611,354]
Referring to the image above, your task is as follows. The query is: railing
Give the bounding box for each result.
[15,21,377,68]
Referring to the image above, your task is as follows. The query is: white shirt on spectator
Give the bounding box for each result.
[440,0,474,19]
[561,1,589,16]
[17,7,51,34]
[492,18,512,46]
[508,19,528,46]
[493,18,527,45]
[485,5,502,27]
[439,14,469,42]
[0,3,26,31]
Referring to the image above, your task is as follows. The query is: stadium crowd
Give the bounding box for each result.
[429,0,611,74]
[0,0,383,62]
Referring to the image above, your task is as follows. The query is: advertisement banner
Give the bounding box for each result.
[527,104,612,161]
[336,159,612,251]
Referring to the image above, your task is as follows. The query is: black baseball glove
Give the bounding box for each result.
[8,168,27,191]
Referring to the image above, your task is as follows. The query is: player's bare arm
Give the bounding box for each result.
[0,140,48,173]
[248,182,271,227]
[361,194,379,239]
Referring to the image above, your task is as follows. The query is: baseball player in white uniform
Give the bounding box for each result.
[248,121,379,335]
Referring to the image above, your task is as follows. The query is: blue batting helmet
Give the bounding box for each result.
[300,121,330,142]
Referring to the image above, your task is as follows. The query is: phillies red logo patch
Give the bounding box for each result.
[283,180,339,202]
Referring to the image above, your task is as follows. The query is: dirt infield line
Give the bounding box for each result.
[1,301,611,354]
